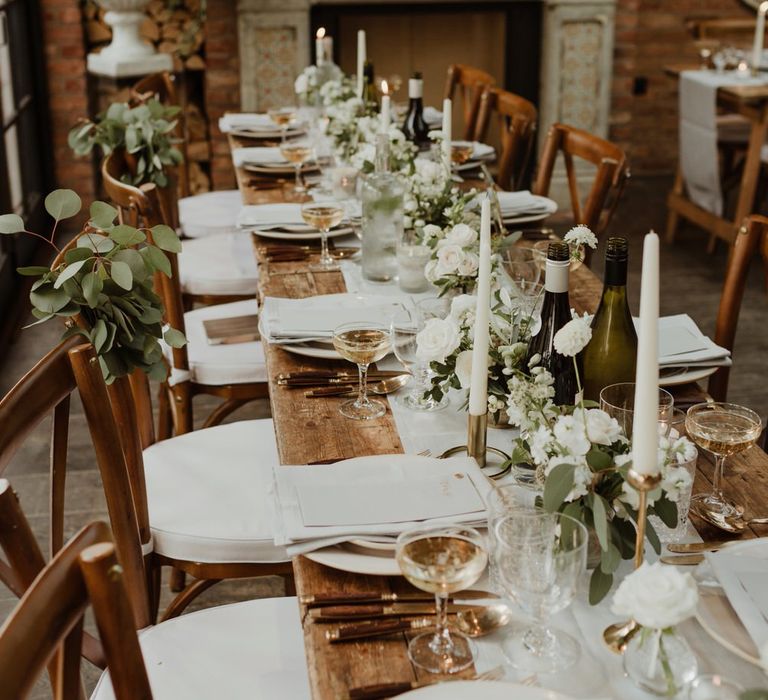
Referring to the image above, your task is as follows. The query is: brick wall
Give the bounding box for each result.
[39,0,95,204]
[610,0,752,174]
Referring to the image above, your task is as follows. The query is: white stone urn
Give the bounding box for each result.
[87,0,172,78]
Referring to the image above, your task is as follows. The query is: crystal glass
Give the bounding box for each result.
[485,485,526,592]
[686,402,762,520]
[600,382,674,438]
[624,627,697,696]
[688,674,745,700]
[390,304,447,412]
[312,136,336,195]
[280,141,313,193]
[396,524,487,674]
[669,407,688,437]
[301,201,344,272]
[503,246,545,288]
[268,106,297,142]
[332,321,391,420]
[649,447,698,543]
[494,509,587,672]
[397,229,430,293]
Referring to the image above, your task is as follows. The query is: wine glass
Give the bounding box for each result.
[332,321,391,420]
[390,304,448,412]
[686,402,762,520]
[494,509,587,672]
[396,524,487,674]
[688,674,745,700]
[268,106,297,143]
[503,246,545,288]
[280,141,313,193]
[599,382,674,438]
[301,201,344,272]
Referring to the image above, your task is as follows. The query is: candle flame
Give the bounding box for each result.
[317,27,326,39]
[381,79,389,95]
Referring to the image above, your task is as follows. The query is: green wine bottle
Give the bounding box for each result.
[582,237,638,402]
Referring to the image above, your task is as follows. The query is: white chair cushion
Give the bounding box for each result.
[143,419,287,563]
[179,189,243,238]
[91,597,310,699]
[170,299,267,385]
[179,232,259,297]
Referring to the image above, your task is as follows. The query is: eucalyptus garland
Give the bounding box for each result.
[0,189,185,384]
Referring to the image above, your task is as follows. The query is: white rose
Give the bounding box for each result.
[294,73,308,94]
[553,314,593,357]
[454,350,474,388]
[583,409,622,446]
[456,251,479,277]
[530,425,554,465]
[553,415,590,457]
[445,223,478,247]
[435,245,465,275]
[450,294,477,322]
[611,562,699,629]
[415,317,461,362]
[424,259,440,283]
[422,224,443,240]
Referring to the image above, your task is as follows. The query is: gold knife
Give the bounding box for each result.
[301,590,497,607]
[660,554,704,566]
[666,541,733,554]
[309,602,480,621]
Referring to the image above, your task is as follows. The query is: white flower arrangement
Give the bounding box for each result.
[564,224,598,262]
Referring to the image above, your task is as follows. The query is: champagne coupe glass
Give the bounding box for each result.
[451,141,475,166]
[390,304,448,412]
[686,402,762,520]
[268,106,297,143]
[280,141,313,193]
[494,509,587,672]
[600,382,674,438]
[332,321,391,420]
[301,201,344,271]
[396,524,487,674]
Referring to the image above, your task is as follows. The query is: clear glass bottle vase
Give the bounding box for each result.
[623,626,698,697]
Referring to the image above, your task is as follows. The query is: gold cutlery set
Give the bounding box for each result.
[277,370,411,398]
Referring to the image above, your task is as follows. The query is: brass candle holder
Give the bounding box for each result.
[439,413,511,479]
[603,467,662,654]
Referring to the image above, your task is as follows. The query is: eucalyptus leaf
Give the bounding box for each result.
[78,232,115,254]
[586,448,613,471]
[64,247,93,264]
[148,361,169,382]
[110,260,133,290]
[30,286,70,314]
[591,493,609,551]
[542,463,575,513]
[600,542,621,574]
[142,245,171,277]
[45,189,81,221]
[589,567,613,605]
[150,225,182,253]
[82,271,103,308]
[652,496,679,529]
[0,214,24,234]
[53,260,87,289]
[92,319,108,352]
[163,327,187,348]
[90,201,118,229]
[109,225,146,246]
[17,266,52,276]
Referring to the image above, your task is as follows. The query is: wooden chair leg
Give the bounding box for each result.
[169,381,193,435]
[170,567,186,593]
[202,398,250,429]
[161,578,222,621]
[283,572,296,596]
[707,234,718,255]
[157,384,172,441]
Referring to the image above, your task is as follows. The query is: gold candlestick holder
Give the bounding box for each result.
[439,413,511,479]
[603,467,662,654]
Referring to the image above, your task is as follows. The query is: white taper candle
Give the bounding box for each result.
[357,30,367,98]
[380,95,391,134]
[754,2,768,73]
[442,98,452,175]
[468,198,492,416]
[631,231,660,476]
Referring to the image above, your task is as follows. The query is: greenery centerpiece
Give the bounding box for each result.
[0,189,185,383]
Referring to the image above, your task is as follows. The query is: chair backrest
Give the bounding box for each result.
[443,64,496,141]
[474,87,537,191]
[0,518,152,700]
[533,123,630,263]
[0,339,152,629]
[709,215,768,401]
[130,71,190,198]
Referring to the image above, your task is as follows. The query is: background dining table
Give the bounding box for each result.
[228,132,768,698]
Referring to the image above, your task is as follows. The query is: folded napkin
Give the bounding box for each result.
[496,190,549,215]
[470,141,495,161]
[260,293,404,341]
[219,113,278,133]
[271,454,490,552]
[232,147,287,168]
[633,314,731,367]
[424,106,443,127]
[237,203,307,230]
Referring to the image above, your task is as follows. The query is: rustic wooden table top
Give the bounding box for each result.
[230,136,768,698]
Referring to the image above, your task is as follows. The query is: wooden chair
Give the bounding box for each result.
[443,64,496,141]
[474,87,537,191]
[0,516,308,700]
[708,215,768,401]
[101,149,268,436]
[131,72,257,307]
[532,123,630,266]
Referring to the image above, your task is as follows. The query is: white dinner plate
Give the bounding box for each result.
[695,538,768,667]
[243,162,317,176]
[399,681,577,699]
[231,127,305,139]
[659,365,718,387]
[250,225,354,242]
[502,195,558,225]
[304,543,401,576]
[279,340,341,360]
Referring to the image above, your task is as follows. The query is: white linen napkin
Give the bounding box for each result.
[423,106,443,127]
[219,113,277,133]
[260,293,404,341]
[679,71,768,216]
[632,314,731,366]
[236,203,307,229]
[271,454,490,550]
[232,147,287,168]
[495,190,548,214]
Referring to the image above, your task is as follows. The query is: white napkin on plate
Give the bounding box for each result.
[219,113,277,133]
[260,293,404,340]
[271,454,490,550]
[495,190,548,214]
[237,203,307,229]
[232,147,287,167]
[632,314,731,367]
[423,106,443,126]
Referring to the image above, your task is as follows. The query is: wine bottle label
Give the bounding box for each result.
[545,260,569,293]
[408,79,423,98]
